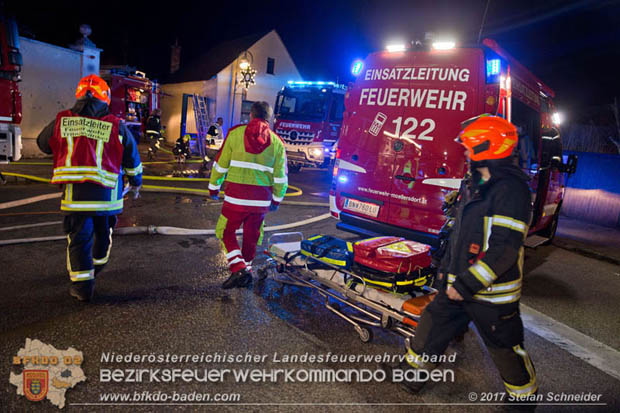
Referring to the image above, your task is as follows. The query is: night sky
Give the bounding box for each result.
[5,0,620,119]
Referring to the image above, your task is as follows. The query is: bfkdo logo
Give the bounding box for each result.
[9,339,86,409]
[24,370,49,402]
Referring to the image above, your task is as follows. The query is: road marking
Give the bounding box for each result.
[0,192,62,210]
[521,304,620,381]
[0,220,62,232]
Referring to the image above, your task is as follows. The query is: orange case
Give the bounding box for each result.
[402,293,437,316]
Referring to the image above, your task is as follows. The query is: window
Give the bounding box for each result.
[329,94,345,122]
[240,100,255,124]
[512,98,541,172]
[266,58,275,75]
[274,89,328,122]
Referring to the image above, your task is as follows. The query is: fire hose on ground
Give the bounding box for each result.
[0,172,331,246]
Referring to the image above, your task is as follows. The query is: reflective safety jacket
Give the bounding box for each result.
[209,119,287,213]
[50,110,124,188]
[445,165,532,305]
[38,97,142,215]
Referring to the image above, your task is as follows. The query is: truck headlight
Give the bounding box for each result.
[310,148,323,158]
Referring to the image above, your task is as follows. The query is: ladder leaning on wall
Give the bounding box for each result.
[192,94,211,160]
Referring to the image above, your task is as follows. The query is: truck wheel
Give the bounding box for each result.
[289,164,302,173]
[540,203,562,245]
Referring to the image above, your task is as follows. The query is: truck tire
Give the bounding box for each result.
[289,164,302,173]
[540,202,562,245]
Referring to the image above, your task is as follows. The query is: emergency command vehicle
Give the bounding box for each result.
[274,81,346,172]
[331,38,577,247]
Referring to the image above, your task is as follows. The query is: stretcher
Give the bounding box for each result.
[257,232,438,343]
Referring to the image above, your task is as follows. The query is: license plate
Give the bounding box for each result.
[344,198,380,218]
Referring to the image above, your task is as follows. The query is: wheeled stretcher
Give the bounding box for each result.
[257,232,438,343]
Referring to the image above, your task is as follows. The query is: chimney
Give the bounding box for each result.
[170,38,181,74]
[69,24,101,77]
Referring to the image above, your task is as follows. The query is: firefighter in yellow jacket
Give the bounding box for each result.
[209,102,287,289]
[37,75,142,302]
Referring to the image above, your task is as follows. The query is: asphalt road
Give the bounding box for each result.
[1,160,619,412]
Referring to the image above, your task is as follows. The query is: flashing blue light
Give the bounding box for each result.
[351,60,364,76]
[338,175,348,184]
[286,80,338,87]
[486,59,501,76]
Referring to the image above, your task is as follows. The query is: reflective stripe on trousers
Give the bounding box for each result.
[64,215,117,282]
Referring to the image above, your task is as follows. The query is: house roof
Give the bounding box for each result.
[164,30,271,84]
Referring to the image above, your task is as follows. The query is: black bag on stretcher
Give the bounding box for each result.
[352,236,433,294]
[300,235,354,269]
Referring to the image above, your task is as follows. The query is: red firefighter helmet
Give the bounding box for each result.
[457,115,518,162]
[75,74,111,105]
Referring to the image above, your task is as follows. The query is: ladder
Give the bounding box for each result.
[192,95,211,159]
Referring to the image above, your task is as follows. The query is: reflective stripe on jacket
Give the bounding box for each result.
[50,110,124,188]
[209,123,288,212]
[446,166,532,305]
[38,99,143,215]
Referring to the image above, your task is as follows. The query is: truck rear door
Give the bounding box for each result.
[387,48,482,235]
[335,51,413,223]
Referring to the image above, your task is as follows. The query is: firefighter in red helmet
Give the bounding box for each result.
[384,115,537,405]
[37,74,143,302]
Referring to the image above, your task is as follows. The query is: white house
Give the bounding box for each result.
[160,30,302,143]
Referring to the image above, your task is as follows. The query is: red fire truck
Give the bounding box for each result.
[0,16,22,166]
[100,66,161,141]
[274,81,346,172]
[330,38,577,246]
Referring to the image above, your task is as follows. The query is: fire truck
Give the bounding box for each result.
[100,66,161,141]
[274,81,346,172]
[330,38,577,246]
[0,16,22,167]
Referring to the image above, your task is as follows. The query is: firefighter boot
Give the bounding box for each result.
[222,268,252,289]
[236,269,253,289]
[69,280,95,302]
[94,264,106,277]
[379,361,427,394]
[502,394,538,412]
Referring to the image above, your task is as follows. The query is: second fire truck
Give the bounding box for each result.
[274,81,346,172]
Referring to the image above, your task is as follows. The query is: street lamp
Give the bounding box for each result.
[237,51,256,89]
[230,51,256,127]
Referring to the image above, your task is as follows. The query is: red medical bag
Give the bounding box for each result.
[353,237,431,273]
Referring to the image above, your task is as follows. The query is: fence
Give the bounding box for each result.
[561,151,620,227]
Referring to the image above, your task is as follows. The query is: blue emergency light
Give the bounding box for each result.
[351,60,364,76]
[287,80,337,86]
[485,58,502,83]
[486,59,501,76]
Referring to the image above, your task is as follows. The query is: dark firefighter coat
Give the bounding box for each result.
[442,164,532,305]
[37,96,143,216]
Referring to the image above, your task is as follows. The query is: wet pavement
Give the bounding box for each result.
[1,152,620,412]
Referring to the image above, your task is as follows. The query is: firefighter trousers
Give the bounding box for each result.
[215,208,265,273]
[63,214,117,282]
[148,133,162,153]
[409,289,538,398]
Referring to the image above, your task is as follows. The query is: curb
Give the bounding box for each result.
[553,239,620,266]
